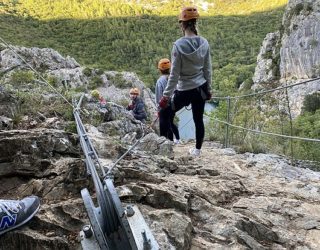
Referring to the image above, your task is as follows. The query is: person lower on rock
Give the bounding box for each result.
[91,89,107,108]
[159,6,212,156]
[155,58,181,143]
[127,88,147,123]
[0,196,40,236]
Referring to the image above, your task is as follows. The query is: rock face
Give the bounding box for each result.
[0,45,80,71]
[0,87,16,118]
[252,0,320,116]
[97,71,157,119]
[0,45,85,87]
[0,129,88,249]
[1,129,320,249]
[280,0,320,79]
[252,32,280,87]
[0,45,157,116]
[1,41,319,249]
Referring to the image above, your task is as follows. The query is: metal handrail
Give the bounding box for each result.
[210,117,320,143]
[207,76,320,149]
[210,77,320,100]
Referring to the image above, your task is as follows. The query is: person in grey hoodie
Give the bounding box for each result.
[159,6,212,156]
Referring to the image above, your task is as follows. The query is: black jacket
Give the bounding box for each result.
[127,97,147,121]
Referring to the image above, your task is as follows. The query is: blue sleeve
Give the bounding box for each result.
[155,79,163,105]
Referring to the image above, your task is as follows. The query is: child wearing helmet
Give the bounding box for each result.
[159,6,212,156]
[91,89,107,108]
[155,58,181,143]
[127,88,147,123]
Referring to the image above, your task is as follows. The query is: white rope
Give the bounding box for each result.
[211,77,320,100]
[210,117,320,143]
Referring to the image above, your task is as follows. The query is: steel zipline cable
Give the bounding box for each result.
[210,77,320,100]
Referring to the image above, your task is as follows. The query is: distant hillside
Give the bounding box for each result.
[0,0,287,92]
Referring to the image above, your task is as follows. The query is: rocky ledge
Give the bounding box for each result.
[0,128,319,249]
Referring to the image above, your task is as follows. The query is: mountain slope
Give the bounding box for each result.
[0,0,287,91]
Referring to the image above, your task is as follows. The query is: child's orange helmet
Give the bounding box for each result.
[158,58,171,71]
[179,6,199,22]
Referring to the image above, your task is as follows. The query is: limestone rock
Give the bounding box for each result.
[0,87,16,118]
[0,45,79,71]
[143,208,193,250]
[95,71,157,118]
[48,67,88,88]
[252,32,280,87]
[251,0,320,116]
[1,133,320,249]
[280,0,320,79]
[0,115,13,130]
[136,132,174,157]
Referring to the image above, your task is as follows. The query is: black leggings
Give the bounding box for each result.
[172,87,205,149]
[159,107,180,140]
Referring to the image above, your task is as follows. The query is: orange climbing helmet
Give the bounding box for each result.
[129,88,140,95]
[179,6,199,22]
[158,58,171,71]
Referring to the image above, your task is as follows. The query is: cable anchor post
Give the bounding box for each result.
[224,96,231,148]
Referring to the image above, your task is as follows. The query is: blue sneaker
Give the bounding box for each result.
[0,196,40,235]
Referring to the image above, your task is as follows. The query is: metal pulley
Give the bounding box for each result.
[74,96,159,250]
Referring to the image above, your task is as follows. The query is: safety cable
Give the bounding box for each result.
[211,77,320,100]
[73,96,121,234]
[209,116,320,143]
[106,122,145,177]
[180,117,194,130]
[0,36,75,108]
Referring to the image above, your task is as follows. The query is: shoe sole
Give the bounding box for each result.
[0,203,40,236]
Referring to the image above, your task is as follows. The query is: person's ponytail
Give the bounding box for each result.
[182,19,198,35]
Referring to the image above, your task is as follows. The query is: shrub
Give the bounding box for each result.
[83,67,92,77]
[240,78,253,90]
[65,121,77,133]
[88,76,103,89]
[292,110,320,162]
[12,113,22,126]
[302,92,320,114]
[95,68,104,75]
[113,73,130,88]
[10,70,34,86]
[118,98,130,107]
[46,75,59,88]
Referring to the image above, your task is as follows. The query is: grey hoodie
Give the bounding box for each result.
[163,36,212,97]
